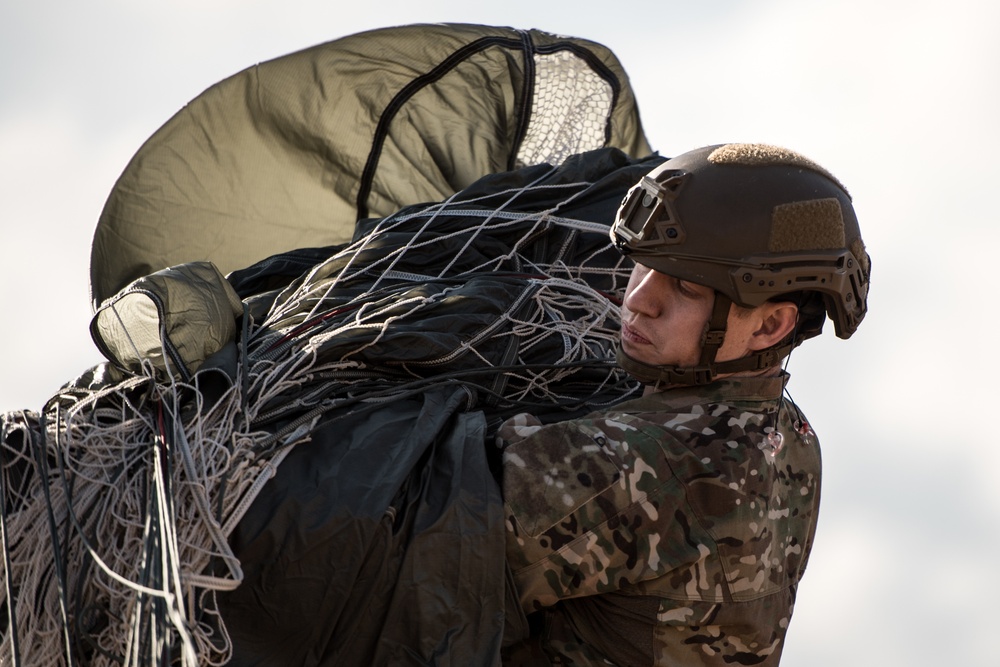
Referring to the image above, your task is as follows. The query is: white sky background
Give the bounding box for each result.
[1,1,998,665]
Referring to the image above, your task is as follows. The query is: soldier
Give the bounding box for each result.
[499,143,871,665]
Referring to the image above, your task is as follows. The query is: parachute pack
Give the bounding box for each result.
[0,24,655,666]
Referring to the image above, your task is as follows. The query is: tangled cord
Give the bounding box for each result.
[0,170,640,666]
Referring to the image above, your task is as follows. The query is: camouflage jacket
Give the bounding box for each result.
[499,374,821,666]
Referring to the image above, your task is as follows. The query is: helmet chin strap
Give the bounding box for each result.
[615,292,795,387]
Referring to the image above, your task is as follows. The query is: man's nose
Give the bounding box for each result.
[624,269,667,317]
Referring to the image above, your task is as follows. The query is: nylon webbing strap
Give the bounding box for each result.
[615,347,716,386]
[616,341,796,387]
[698,292,731,368]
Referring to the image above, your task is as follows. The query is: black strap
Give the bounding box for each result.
[615,290,797,386]
[698,292,731,368]
[616,342,794,387]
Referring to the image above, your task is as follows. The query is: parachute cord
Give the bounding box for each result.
[3,165,644,664]
[36,404,76,666]
[216,301,253,525]
[0,426,22,667]
[435,164,559,278]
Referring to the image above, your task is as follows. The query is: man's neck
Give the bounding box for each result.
[641,365,782,396]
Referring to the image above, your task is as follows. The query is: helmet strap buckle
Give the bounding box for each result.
[698,292,732,368]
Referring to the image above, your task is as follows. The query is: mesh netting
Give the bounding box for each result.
[0,157,647,666]
[514,51,614,169]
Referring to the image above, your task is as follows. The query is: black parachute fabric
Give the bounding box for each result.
[1,147,665,666]
[1,22,660,667]
[217,387,505,666]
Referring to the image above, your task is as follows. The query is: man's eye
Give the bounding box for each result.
[677,280,700,298]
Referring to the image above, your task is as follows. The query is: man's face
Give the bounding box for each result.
[619,263,758,368]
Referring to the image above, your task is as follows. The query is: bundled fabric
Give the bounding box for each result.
[0,147,665,666]
[3,22,659,666]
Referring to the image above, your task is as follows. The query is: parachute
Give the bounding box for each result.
[90,22,650,307]
[1,24,657,666]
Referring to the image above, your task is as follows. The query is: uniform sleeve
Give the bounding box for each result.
[498,412,712,613]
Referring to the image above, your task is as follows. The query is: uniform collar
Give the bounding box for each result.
[620,372,788,412]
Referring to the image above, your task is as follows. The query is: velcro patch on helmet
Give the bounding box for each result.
[850,236,871,276]
[708,143,849,196]
[769,198,846,252]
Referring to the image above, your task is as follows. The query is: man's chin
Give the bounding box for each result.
[620,342,661,367]
[620,342,694,369]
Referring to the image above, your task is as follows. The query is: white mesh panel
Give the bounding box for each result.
[515,50,613,169]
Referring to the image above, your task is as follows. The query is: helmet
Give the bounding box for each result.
[610,143,870,384]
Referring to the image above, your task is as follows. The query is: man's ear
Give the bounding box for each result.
[749,302,799,350]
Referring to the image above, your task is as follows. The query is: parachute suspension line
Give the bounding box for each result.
[434,163,560,278]
[34,405,76,666]
[0,362,263,665]
[257,174,596,337]
[125,398,188,666]
[234,165,638,440]
[0,161,642,665]
[0,419,22,667]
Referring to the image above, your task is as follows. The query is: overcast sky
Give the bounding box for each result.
[2,1,999,665]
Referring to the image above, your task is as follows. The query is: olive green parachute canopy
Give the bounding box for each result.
[90,23,652,306]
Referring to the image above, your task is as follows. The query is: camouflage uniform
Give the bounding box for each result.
[499,374,820,666]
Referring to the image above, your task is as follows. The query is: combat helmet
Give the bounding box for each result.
[610,143,870,385]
